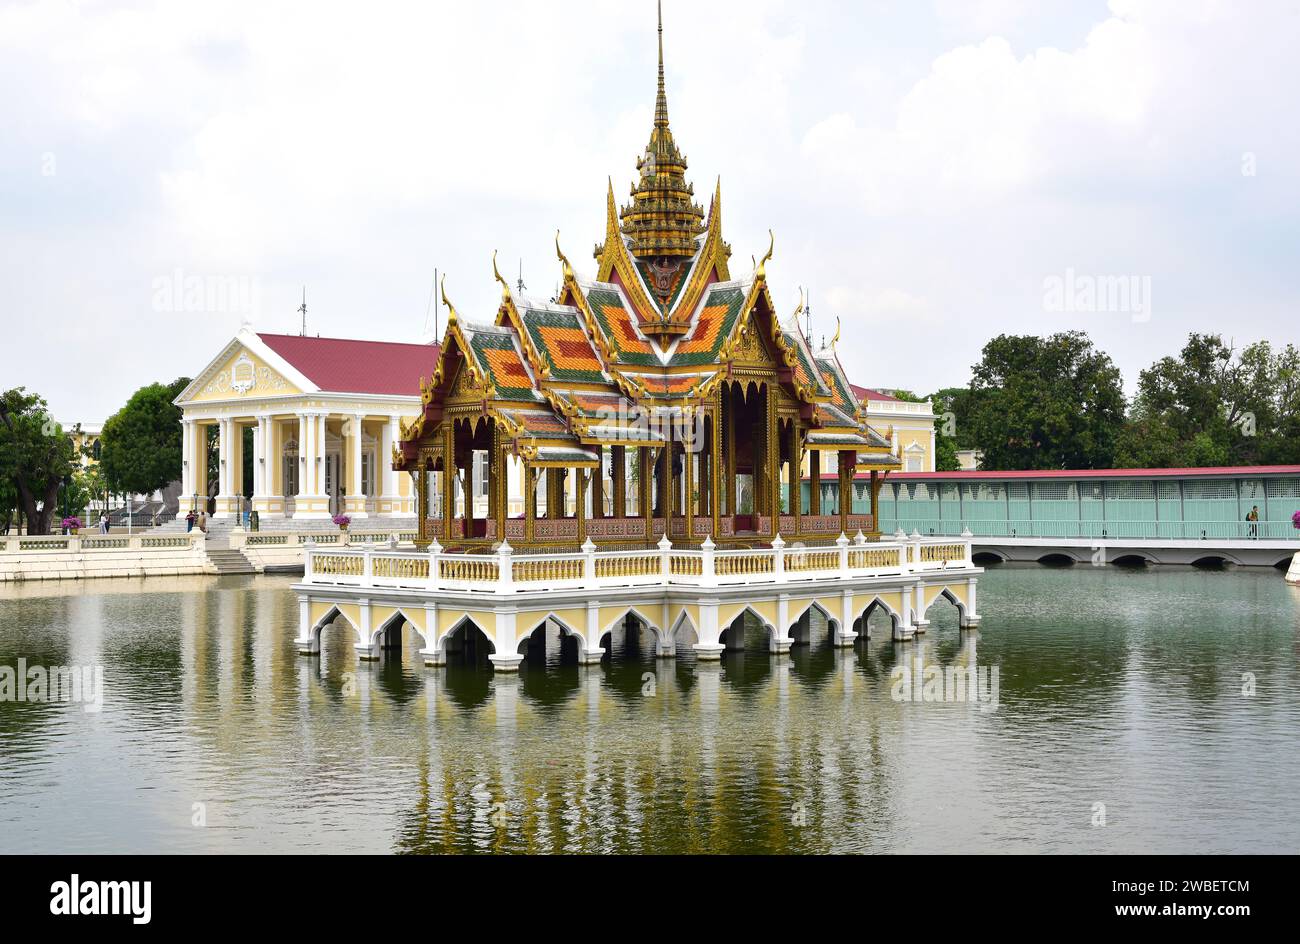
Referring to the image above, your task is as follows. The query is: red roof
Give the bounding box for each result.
[258,334,439,397]
[863,466,1300,481]
[850,383,902,403]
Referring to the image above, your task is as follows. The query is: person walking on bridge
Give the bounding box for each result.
[1246,505,1260,539]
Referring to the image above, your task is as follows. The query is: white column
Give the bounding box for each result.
[218,419,229,496]
[296,413,310,501]
[264,415,276,499]
[381,415,399,511]
[346,412,367,517]
[316,413,327,498]
[214,418,234,517]
[180,420,194,501]
[251,415,263,497]
[304,413,315,498]
[835,589,858,647]
[293,412,311,518]
[253,414,276,515]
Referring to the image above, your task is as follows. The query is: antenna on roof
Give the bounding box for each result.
[297,287,307,336]
[517,258,526,294]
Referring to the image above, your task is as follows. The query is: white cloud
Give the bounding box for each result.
[1,0,1296,419]
[802,4,1161,214]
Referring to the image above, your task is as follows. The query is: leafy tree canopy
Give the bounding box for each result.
[1116,334,1300,467]
[963,331,1126,470]
[0,387,80,534]
[100,378,190,496]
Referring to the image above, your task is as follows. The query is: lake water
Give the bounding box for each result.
[1,564,1298,853]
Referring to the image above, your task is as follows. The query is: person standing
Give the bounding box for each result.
[1246,505,1260,538]
[185,510,195,533]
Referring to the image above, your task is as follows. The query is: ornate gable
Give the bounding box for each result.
[183,342,301,404]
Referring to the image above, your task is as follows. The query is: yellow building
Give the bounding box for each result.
[174,328,430,520]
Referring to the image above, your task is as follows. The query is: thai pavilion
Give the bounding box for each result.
[294,9,981,669]
[395,17,901,553]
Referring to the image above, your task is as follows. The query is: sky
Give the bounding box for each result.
[3,0,1298,422]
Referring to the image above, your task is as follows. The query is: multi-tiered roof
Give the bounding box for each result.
[396,5,896,473]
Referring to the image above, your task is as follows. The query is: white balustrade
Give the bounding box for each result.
[299,535,977,593]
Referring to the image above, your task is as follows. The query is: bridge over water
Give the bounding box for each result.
[828,466,1300,568]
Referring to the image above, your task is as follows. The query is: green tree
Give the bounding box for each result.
[1116,335,1298,467]
[0,388,80,534]
[927,386,973,471]
[100,378,189,496]
[963,332,1126,470]
[0,473,17,533]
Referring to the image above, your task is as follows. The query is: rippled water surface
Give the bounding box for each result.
[1,565,1298,853]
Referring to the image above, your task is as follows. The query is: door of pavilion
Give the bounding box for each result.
[721,380,774,536]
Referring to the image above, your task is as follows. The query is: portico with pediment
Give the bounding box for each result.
[174,328,432,521]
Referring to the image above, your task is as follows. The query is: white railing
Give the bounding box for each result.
[300,532,975,593]
[865,399,935,417]
[1,531,206,554]
[230,529,418,550]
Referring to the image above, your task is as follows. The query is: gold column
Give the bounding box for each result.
[683,414,694,539]
[839,451,853,537]
[870,469,881,536]
[725,387,736,517]
[416,459,428,546]
[591,446,604,519]
[442,422,455,543]
[494,432,506,542]
[759,382,769,533]
[698,421,709,518]
[710,403,721,539]
[577,467,587,543]
[525,464,536,543]
[547,468,560,520]
[790,419,801,535]
[612,445,626,518]
[809,450,821,517]
[641,446,653,542]
[665,420,676,526]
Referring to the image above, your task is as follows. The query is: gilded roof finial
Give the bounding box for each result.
[555,230,575,282]
[656,0,668,129]
[492,250,511,302]
[439,273,459,327]
[618,1,705,261]
[755,229,774,278]
[831,316,841,348]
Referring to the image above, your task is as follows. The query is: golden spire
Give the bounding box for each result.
[655,0,668,130]
[618,0,704,262]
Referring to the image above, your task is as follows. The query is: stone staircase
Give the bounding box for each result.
[196,520,255,575]
[205,546,257,575]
